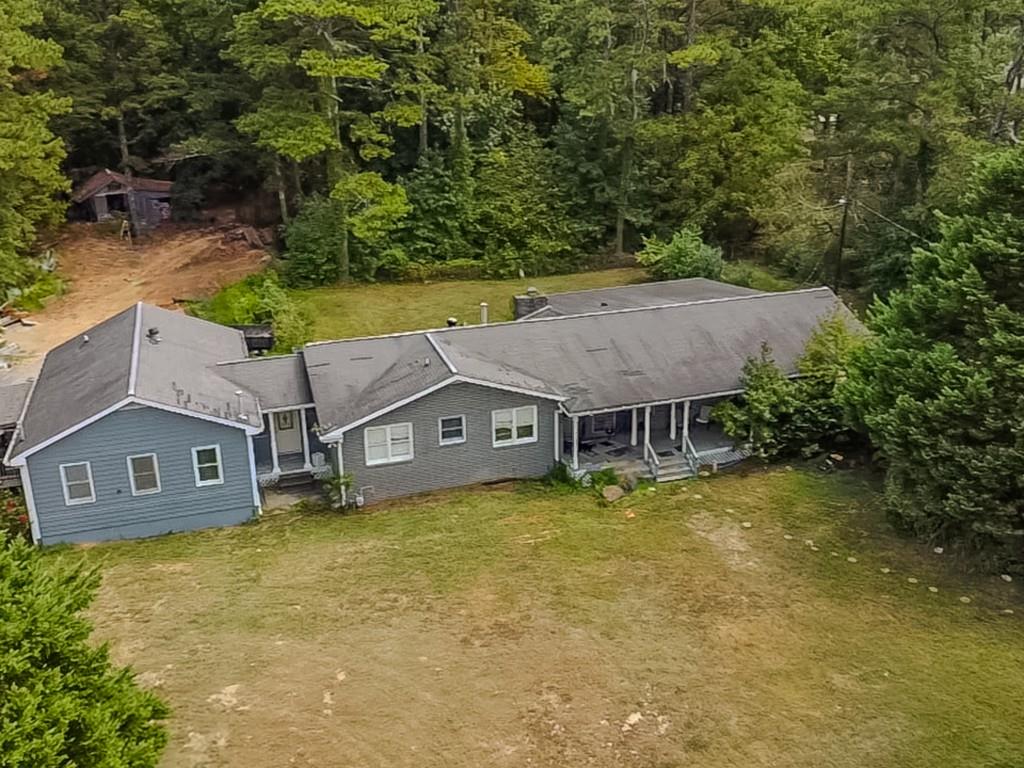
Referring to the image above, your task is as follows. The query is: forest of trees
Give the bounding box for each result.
[2,0,1023,292]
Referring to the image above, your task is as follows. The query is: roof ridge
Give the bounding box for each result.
[425,332,457,374]
[304,286,834,350]
[524,276,708,300]
[127,301,143,396]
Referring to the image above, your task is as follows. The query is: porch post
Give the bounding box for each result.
[571,415,580,470]
[268,414,281,474]
[682,400,691,451]
[669,402,677,440]
[643,405,651,447]
[299,408,312,471]
[335,441,346,506]
[553,407,560,462]
[630,407,638,446]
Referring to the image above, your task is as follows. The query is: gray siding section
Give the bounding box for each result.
[27,405,256,544]
[341,383,556,503]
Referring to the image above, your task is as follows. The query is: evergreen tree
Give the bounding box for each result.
[842,149,1024,557]
[0,0,69,297]
[0,538,168,766]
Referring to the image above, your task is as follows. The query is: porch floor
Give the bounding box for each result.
[257,452,310,476]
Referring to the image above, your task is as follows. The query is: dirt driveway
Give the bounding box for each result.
[3,224,268,374]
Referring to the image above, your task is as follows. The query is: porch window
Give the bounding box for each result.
[59,462,95,506]
[364,423,414,465]
[438,415,466,445]
[127,453,161,496]
[492,406,537,447]
[191,445,224,487]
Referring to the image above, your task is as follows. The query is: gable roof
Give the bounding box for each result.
[522,278,760,319]
[71,169,173,203]
[6,304,260,462]
[218,354,313,410]
[304,287,850,434]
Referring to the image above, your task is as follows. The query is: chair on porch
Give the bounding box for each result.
[695,404,713,430]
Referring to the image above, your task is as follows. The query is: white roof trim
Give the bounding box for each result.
[517,304,558,321]
[453,375,564,402]
[262,403,315,414]
[1,372,40,466]
[319,377,458,441]
[425,333,457,374]
[127,302,143,396]
[7,395,261,465]
[6,397,133,465]
[318,374,565,442]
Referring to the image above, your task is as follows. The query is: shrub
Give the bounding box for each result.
[636,226,723,280]
[194,271,311,353]
[0,489,30,540]
[0,538,168,764]
[282,196,346,287]
[715,314,863,459]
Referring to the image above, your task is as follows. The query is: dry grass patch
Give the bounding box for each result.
[60,469,1024,768]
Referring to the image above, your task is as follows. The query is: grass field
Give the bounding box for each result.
[290,262,794,340]
[68,468,1024,767]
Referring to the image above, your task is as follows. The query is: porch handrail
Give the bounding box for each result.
[643,439,661,476]
[683,436,699,474]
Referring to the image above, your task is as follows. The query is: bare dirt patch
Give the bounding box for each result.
[5,223,268,372]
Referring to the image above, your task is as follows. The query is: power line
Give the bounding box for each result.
[855,200,928,241]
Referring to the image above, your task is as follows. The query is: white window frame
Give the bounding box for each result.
[491,405,538,447]
[438,415,466,446]
[126,453,161,496]
[59,462,96,506]
[363,422,414,466]
[191,444,224,487]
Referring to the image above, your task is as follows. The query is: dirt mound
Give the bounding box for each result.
[4,223,270,373]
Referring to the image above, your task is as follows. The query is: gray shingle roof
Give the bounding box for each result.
[0,382,31,427]
[435,288,846,413]
[302,287,850,431]
[524,278,760,319]
[218,354,313,410]
[303,334,450,433]
[7,304,260,459]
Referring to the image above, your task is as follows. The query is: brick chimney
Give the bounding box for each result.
[513,287,549,319]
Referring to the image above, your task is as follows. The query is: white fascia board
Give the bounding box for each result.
[261,403,316,414]
[1,372,41,466]
[319,377,458,441]
[131,398,264,434]
[452,375,565,402]
[6,397,134,466]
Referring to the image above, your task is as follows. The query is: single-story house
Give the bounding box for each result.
[71,169,173,231]
[3,281,851,545]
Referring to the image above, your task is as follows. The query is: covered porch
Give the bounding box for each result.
[559,398,751,482]
[254,406,333,487]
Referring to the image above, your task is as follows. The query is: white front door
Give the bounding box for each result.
[274,410,303,455]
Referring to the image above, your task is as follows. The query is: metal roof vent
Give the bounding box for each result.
[446,317,458,327]
[526,286,539,297]
[146,327,162,344]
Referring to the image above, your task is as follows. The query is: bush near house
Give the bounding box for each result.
[0,538,168,766]
[636,226,724,281]
[715,314,864,459]
[0,490,30,541]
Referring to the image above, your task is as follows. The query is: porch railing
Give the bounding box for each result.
[643,438,661,478]
[683,437,699,476]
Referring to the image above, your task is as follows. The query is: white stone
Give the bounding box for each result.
[741,521,753,529]
[928,586,938,593]
[880,567,891,574]
[959,596,971,604]
[1000,574,1013,583]
[783,534,793,541]
[847,557,858,563]
[933,547,944,554]
[907,577,918,584]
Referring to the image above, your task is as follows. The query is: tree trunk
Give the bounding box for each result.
[291,161,305,204]
[274,157,289,225]
[339,216,350,281]
[682,0,698,112]
[321,75,344,190]
[417,25,429,157]
[116,112,131,174]
[615,135,634,256]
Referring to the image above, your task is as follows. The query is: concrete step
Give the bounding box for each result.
[656,468,695,483]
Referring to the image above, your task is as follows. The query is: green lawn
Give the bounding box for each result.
[70,468,1024,767]
[290,262,794,340]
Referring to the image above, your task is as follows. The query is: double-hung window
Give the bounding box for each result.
[192,445,224,487]
[438,415,466,445]
[492,406,538,447]
[364,423,414,465]
[127,453,161,496]
[59,462,95,506]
